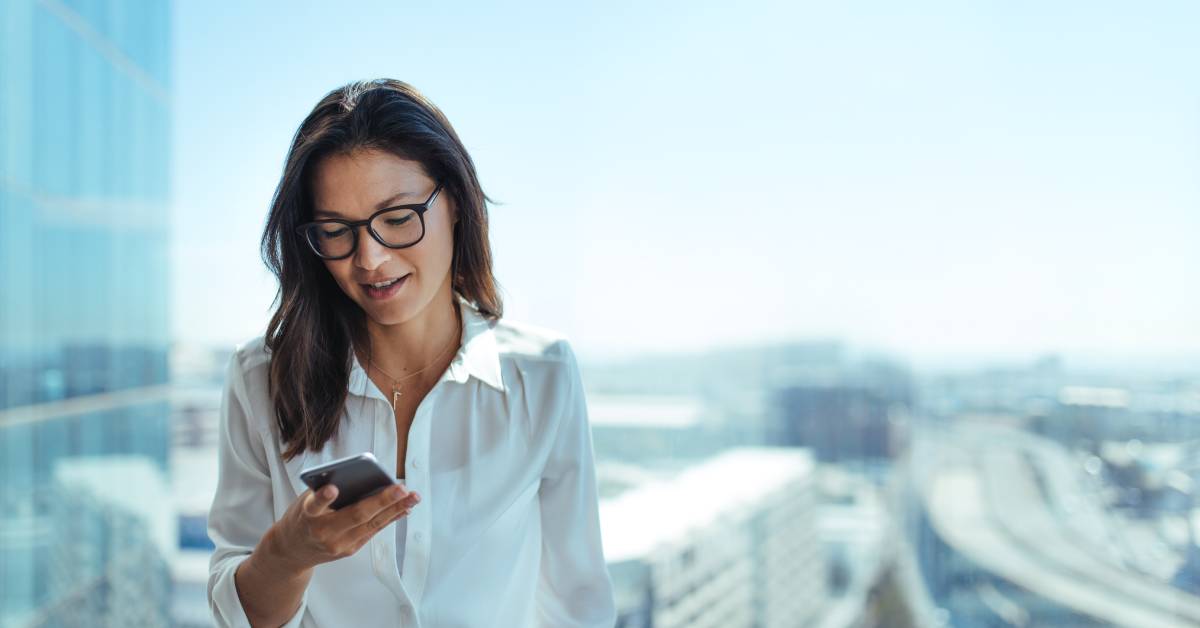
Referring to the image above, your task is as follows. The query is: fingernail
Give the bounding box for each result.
[322,485,336,498]
[390,486,405,499]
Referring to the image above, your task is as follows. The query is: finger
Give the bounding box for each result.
[387,492,419,513]
[389,493,419,519]
[373,494,419,526]
[351,496,413,538]
[331,484,406,532]
[303,484,339,517]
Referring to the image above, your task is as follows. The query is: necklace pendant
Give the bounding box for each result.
[392,388,402,411]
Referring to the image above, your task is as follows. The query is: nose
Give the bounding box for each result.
[353,225,391,271]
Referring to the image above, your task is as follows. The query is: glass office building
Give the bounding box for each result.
[0,1,173,625]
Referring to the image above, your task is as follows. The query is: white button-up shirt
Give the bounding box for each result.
[207,292,617,627]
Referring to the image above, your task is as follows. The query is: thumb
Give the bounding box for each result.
[304,484,338,515]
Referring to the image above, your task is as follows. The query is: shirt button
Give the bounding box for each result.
[410,458,420,470]
[413,531,423,543]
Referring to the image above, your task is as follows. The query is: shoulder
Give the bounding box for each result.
[221,334,275,435]
[232,334,273,373]
[489,317,584,398]
[225,334,274,397]
[491,317,579,369]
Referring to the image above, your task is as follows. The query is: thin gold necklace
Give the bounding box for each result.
[367,304,461,412]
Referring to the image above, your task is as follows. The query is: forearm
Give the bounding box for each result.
[234,528,313,627]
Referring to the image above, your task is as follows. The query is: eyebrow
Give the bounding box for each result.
[313,190,420,219]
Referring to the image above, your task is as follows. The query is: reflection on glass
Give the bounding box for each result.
[0,1,172,626]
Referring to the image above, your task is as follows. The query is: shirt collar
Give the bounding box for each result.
[348,291,506,400]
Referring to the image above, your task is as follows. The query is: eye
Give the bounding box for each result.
[320,226,348,238]
[385,215,412,226]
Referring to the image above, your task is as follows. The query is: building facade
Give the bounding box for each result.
[0,1,173,625]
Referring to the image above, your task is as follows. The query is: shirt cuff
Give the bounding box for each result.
[210,554,308,628]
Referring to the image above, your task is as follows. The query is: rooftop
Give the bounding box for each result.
[600,446,814,562]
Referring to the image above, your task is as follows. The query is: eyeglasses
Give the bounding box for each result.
[295,183,443,260]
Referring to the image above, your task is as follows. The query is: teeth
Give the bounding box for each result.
[371,278,400,288]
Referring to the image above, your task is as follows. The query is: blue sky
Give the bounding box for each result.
[170,1,1200,367]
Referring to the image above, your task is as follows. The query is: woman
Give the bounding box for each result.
[207,79,616,628]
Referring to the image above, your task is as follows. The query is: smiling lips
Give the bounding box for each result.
[362,274,409,299]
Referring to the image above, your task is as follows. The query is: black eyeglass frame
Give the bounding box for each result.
[294,183,444,260]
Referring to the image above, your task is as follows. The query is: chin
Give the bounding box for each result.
[361,293,417,320]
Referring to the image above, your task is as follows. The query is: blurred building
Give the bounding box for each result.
[600,447,825,628]
[1030,386,1134,447]
[763,346,913,467]
[771,384,898,462]
[589,393,727,464]
[0,1,173,625]
[920,355,1067,420]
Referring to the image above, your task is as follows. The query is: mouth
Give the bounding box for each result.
[361,274,410,300]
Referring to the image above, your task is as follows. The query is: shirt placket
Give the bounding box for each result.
[400,372,444,610]
[365,343,467,625]
[367,394,421,623]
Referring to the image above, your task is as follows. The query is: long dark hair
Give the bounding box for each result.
[260,78,503,461]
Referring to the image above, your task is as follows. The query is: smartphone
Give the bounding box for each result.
[300,452,399,510]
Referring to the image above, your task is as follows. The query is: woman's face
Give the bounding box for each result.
[310,148,456,326]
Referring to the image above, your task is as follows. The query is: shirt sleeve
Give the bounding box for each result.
[535,339,618,627]
[207,350,308,628]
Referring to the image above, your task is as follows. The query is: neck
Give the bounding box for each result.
[362,289,463,383]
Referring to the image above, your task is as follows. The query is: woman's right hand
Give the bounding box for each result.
[260,483,421,572]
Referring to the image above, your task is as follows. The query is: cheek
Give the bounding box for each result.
[427,224,456,260]
[323,262,355,290]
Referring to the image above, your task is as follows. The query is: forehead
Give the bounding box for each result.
[310,149,431,218]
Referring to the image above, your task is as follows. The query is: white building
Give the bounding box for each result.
[601,447,824,628]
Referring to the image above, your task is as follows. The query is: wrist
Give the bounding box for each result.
[257,524,314,578]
